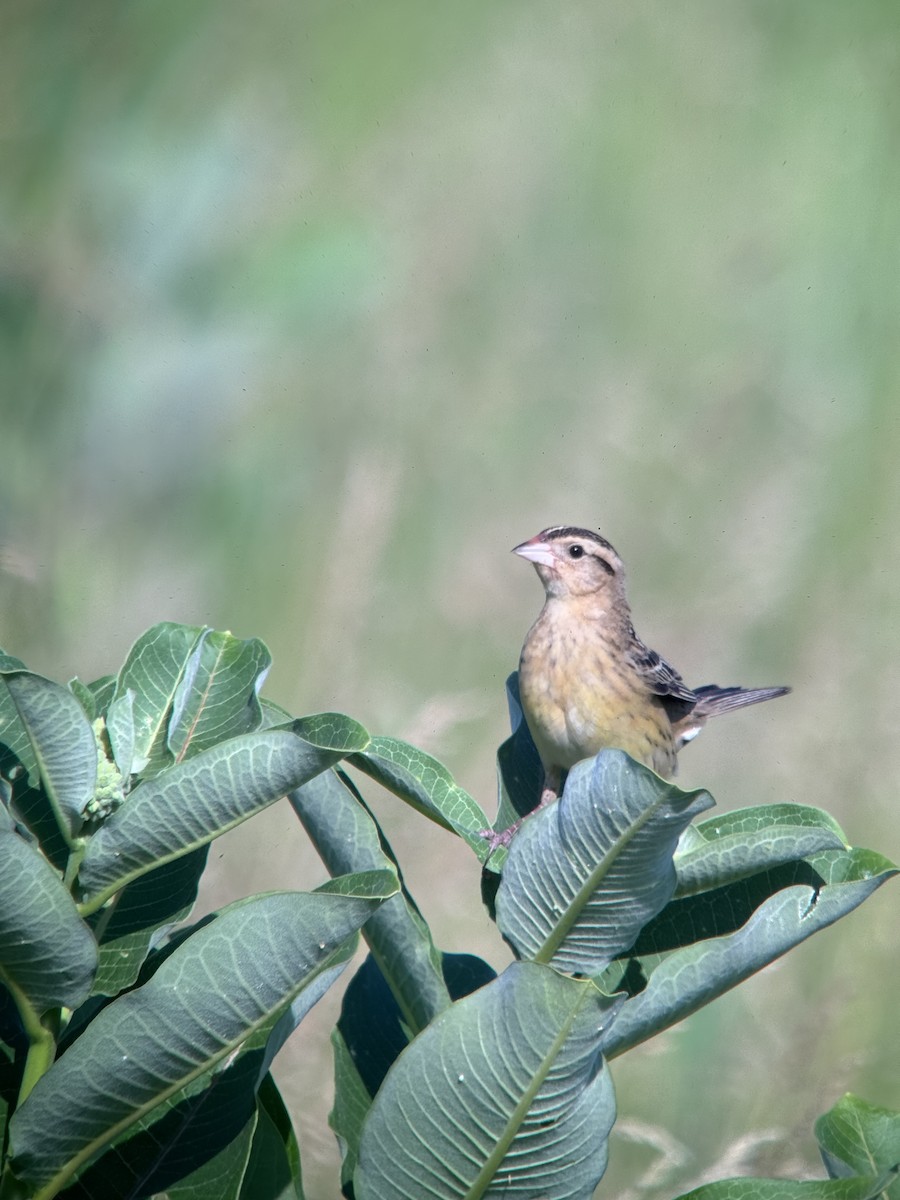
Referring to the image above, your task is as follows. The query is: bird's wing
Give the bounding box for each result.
[626,627,697,705]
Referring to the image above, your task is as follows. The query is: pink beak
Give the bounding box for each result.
[512,537,556,568]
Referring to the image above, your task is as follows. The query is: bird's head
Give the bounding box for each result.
[512,526,627,601]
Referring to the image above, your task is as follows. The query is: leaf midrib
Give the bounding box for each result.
[534,785,676,965]
[464,979,595,1198]
[27,940,355,1200]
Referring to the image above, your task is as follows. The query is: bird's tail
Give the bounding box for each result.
[692,684,791,717]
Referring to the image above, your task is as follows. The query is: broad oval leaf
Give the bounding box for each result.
[816,1093,900,1184]
[78,729,353,903]
[68,1069,260,1200]
[333,950,498,1186]
[338,953,495,1101]
[350,736,488,851]
[259,697,293,729]
[294,712,371,754]
[67,956,337,1200]
[167,629,272,762]
[88,675,118,718]
[66,967,337,1200]
[676,1171,898,1199]
[490,672,543,844]
[601,849,897,1059]
[291,765,483,1189]
[0,816,97,1013]
[675,804,848,896]
[239,1074,306,1200]
[332,1023,372,1195]
[9,877,397,1194]
[0,669,49,848]
[2,669,98,843]
[355,961,622,1200]
[114,622,205,775]
[106,688,137,780]
[88,847,210,997]
[680,803,847,849]
[68,676,98,721]
[496,750,713,974]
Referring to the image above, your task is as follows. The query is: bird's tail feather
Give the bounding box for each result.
[692,684,791,716]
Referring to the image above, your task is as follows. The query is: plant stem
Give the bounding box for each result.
[63,842,85,891]
[7,982,59,1108]
[17,1024,56,1108]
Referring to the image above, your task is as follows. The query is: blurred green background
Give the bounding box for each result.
[3,2,899,1196]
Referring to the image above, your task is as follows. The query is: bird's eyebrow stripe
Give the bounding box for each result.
[542,526,618,556]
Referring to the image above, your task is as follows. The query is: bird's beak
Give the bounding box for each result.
[512,538,556,568]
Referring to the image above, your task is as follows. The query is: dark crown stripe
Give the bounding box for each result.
[542,526,617,554]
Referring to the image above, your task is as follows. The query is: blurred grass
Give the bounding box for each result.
[3,2,899,1196]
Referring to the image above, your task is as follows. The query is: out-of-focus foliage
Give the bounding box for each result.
[3,2,898,1196]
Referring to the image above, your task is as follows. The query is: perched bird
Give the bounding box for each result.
[488,525,789,847]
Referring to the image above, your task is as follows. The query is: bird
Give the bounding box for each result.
[484,525,789,848]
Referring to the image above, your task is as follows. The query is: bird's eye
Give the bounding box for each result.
[568,544,585,559]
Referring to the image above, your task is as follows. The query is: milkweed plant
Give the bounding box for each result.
[0,623,896,1200]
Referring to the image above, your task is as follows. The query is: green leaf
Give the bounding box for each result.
[333,950,498,1184]
[114,622,205,775]
[105,688,137,780]
[240,1075,305,1200]
[349,736,489,852]
[257,946,366,1090]
[167,629,272,762]
[0,668,63,863]
[316,868,400,900]
[78,1067,263,1200]
[260,698,294,729]
[78,728,358,903]
[1,669,98,845]
[816,1093,900,1190]
[331,1024,371,1193]
[88,676,118,718]
[88,847,210,996]
[290,768,451,1032]
[68,677,98,721]
[676,1172,898,1199]
[496,750,713,974]
[0,815,97,1014]
[160,1115,258,1200]
[58,1048,262,1200]
[63,957,344,1200]
[490,672,543,845]
[681,803,848,848]
[0,1039,14,1150]
[601,850,898,1059]
[675,805,848,895]
[338,952,496,1103]
[9,878,397,1195]
[355,962,622,1200]
[294,712,371,754]
[292,771,485,1192]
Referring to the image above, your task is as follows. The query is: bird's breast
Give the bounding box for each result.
[517,609,676,776]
